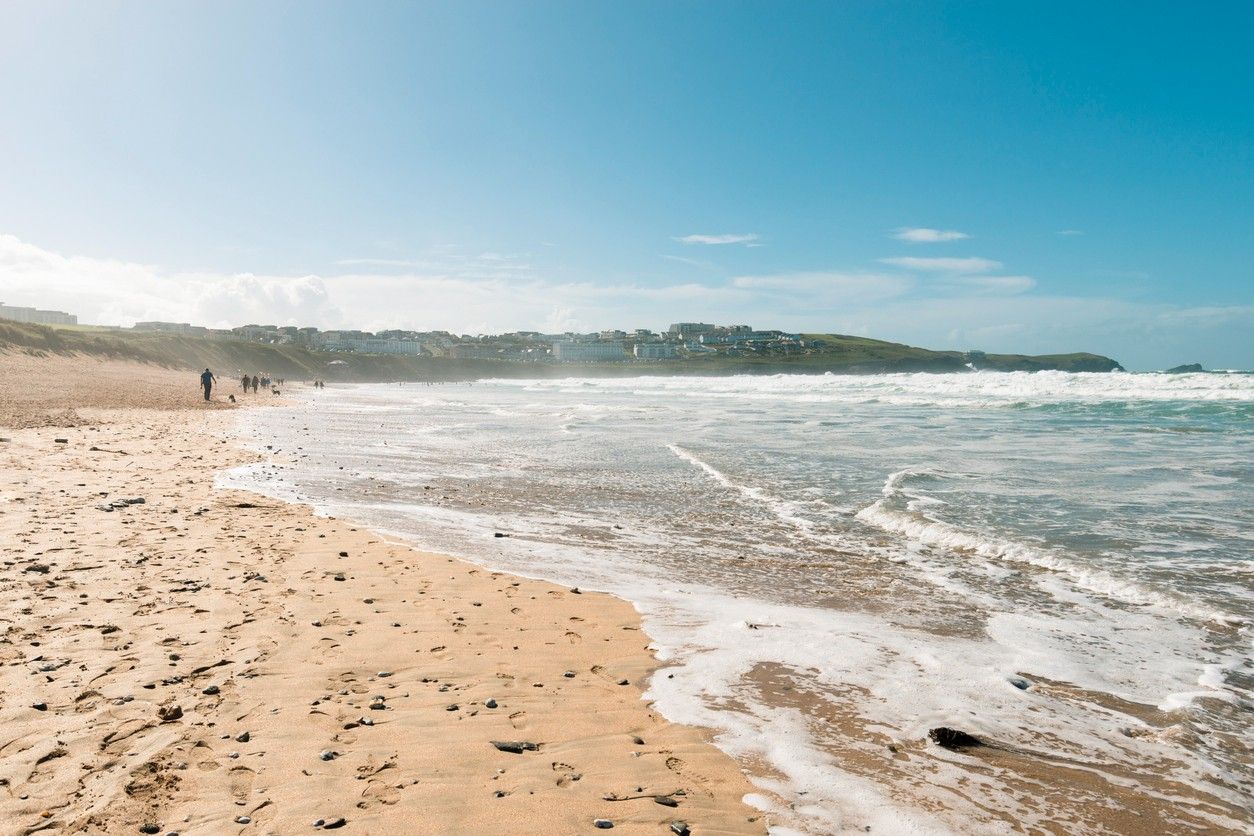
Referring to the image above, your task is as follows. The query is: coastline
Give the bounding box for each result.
[0,363,765,834]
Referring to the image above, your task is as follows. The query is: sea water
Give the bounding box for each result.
[222,371,1253,833]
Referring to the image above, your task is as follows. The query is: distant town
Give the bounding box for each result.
[1,302,819,363]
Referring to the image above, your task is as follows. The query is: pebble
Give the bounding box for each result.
[594,820,614,829]
[563,670,576,678]
[376,671,392,677]
[139,826,160,835]
[203,685,220,695]
[32,702,47,711]
[234,816,251,824]
[617,679,630,686]
[491,740,538,754]
[484,698,498,709]
[319,749,337,761]
[670,823,691,836]
[333,574,346,582]
[323,819,347,830]
[446,704,459,711]
[235,731,250,743]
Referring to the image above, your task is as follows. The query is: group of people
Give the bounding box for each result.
[199,368,323,401]
[240,373,283,393]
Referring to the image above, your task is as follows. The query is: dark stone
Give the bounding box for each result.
[139,826,161,835]
[928,727,982,749]
[323,818,347,829]
[31,702,47,711]
[491,740,539,754]
[235,731,250,743]
[157,704,183,723]
[670,823,691,836]
[654,796,679,807]
[494,532,508,538]
[202,685,220,695]
[632,736,644,745]
[594,820,614,829]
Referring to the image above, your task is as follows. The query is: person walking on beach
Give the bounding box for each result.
[251,374,259,393]
[200,368,218,401]
[241,373,251,393]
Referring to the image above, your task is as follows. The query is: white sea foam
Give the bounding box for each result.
[221,375,1254,833]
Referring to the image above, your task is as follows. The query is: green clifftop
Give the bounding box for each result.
[0,322,1123,380]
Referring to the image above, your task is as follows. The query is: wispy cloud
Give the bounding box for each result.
[956,275,1036,293]
[731,271,913,303]
[661,254,717,270]
[892,227,970,243]
[880,256,1002,273]
[1056,229,1084,236]
[674,233,760,246]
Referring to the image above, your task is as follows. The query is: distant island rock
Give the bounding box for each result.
[1164,363,1204,374]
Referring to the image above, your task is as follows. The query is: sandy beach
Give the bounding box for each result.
[0,358,764,834]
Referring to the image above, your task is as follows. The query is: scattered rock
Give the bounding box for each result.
[234,816,251,824]
[491,740,539,754]
[617,679,630,686]
[493,532,509,538]
[323,819,347,830]
[157,703,183,723]
[446,704,459,711]
[24,563,51,574]
[631,736,644,745]
[563,670,576,678]
[670,822,691,836]
[139,826,161,835]
[202,685,221,695]
[594,820,614,829]
[1009,677,1030,690]
[31,702,47,711]
[928,727,982,750]
[338,551,349,557]
[319,750,337,761]
[54,438,68,444]
[333,574,346,582]
[235,731,250,743]
[654,796,679,807]
[484,698,498,709]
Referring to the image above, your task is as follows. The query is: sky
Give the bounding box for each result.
[1,1,1250,370]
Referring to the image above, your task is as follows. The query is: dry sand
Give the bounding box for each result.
[0,355,764,834]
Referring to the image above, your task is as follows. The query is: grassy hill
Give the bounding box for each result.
[0,321,1123,381]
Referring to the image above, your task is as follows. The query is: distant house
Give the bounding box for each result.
[633,343,678,359]
[552,341,627,361]
[0,302,77,326]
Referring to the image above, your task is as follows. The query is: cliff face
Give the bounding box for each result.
[0,322,1124,381]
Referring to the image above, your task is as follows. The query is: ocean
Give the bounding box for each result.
[222,371,1253,834]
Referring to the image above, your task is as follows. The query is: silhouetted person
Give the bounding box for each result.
[241,373,250,393]
[200,368,217,401]
[251,374,259,393]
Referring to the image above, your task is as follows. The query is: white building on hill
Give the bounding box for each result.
[0,303,77,325]
[552,341,627,361]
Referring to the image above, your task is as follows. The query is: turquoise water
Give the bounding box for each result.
[226,371,1253,833]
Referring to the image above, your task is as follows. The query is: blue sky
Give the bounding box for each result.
[1,1,1250,369]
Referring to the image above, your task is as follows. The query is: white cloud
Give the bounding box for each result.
[955,275,1037,293]
[674,233,760,245]
[892,227,970,243]
[2,234,1250,370]
[880,256,1002,273]
[731,271,912,303]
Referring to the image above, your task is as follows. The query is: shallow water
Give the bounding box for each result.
[223,371,1254,833]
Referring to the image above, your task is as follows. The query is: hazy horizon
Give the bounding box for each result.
[1,2,1250,371]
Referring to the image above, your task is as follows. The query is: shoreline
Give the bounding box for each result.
[0,365,766,834]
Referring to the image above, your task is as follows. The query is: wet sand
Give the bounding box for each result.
[0,357,763,834]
